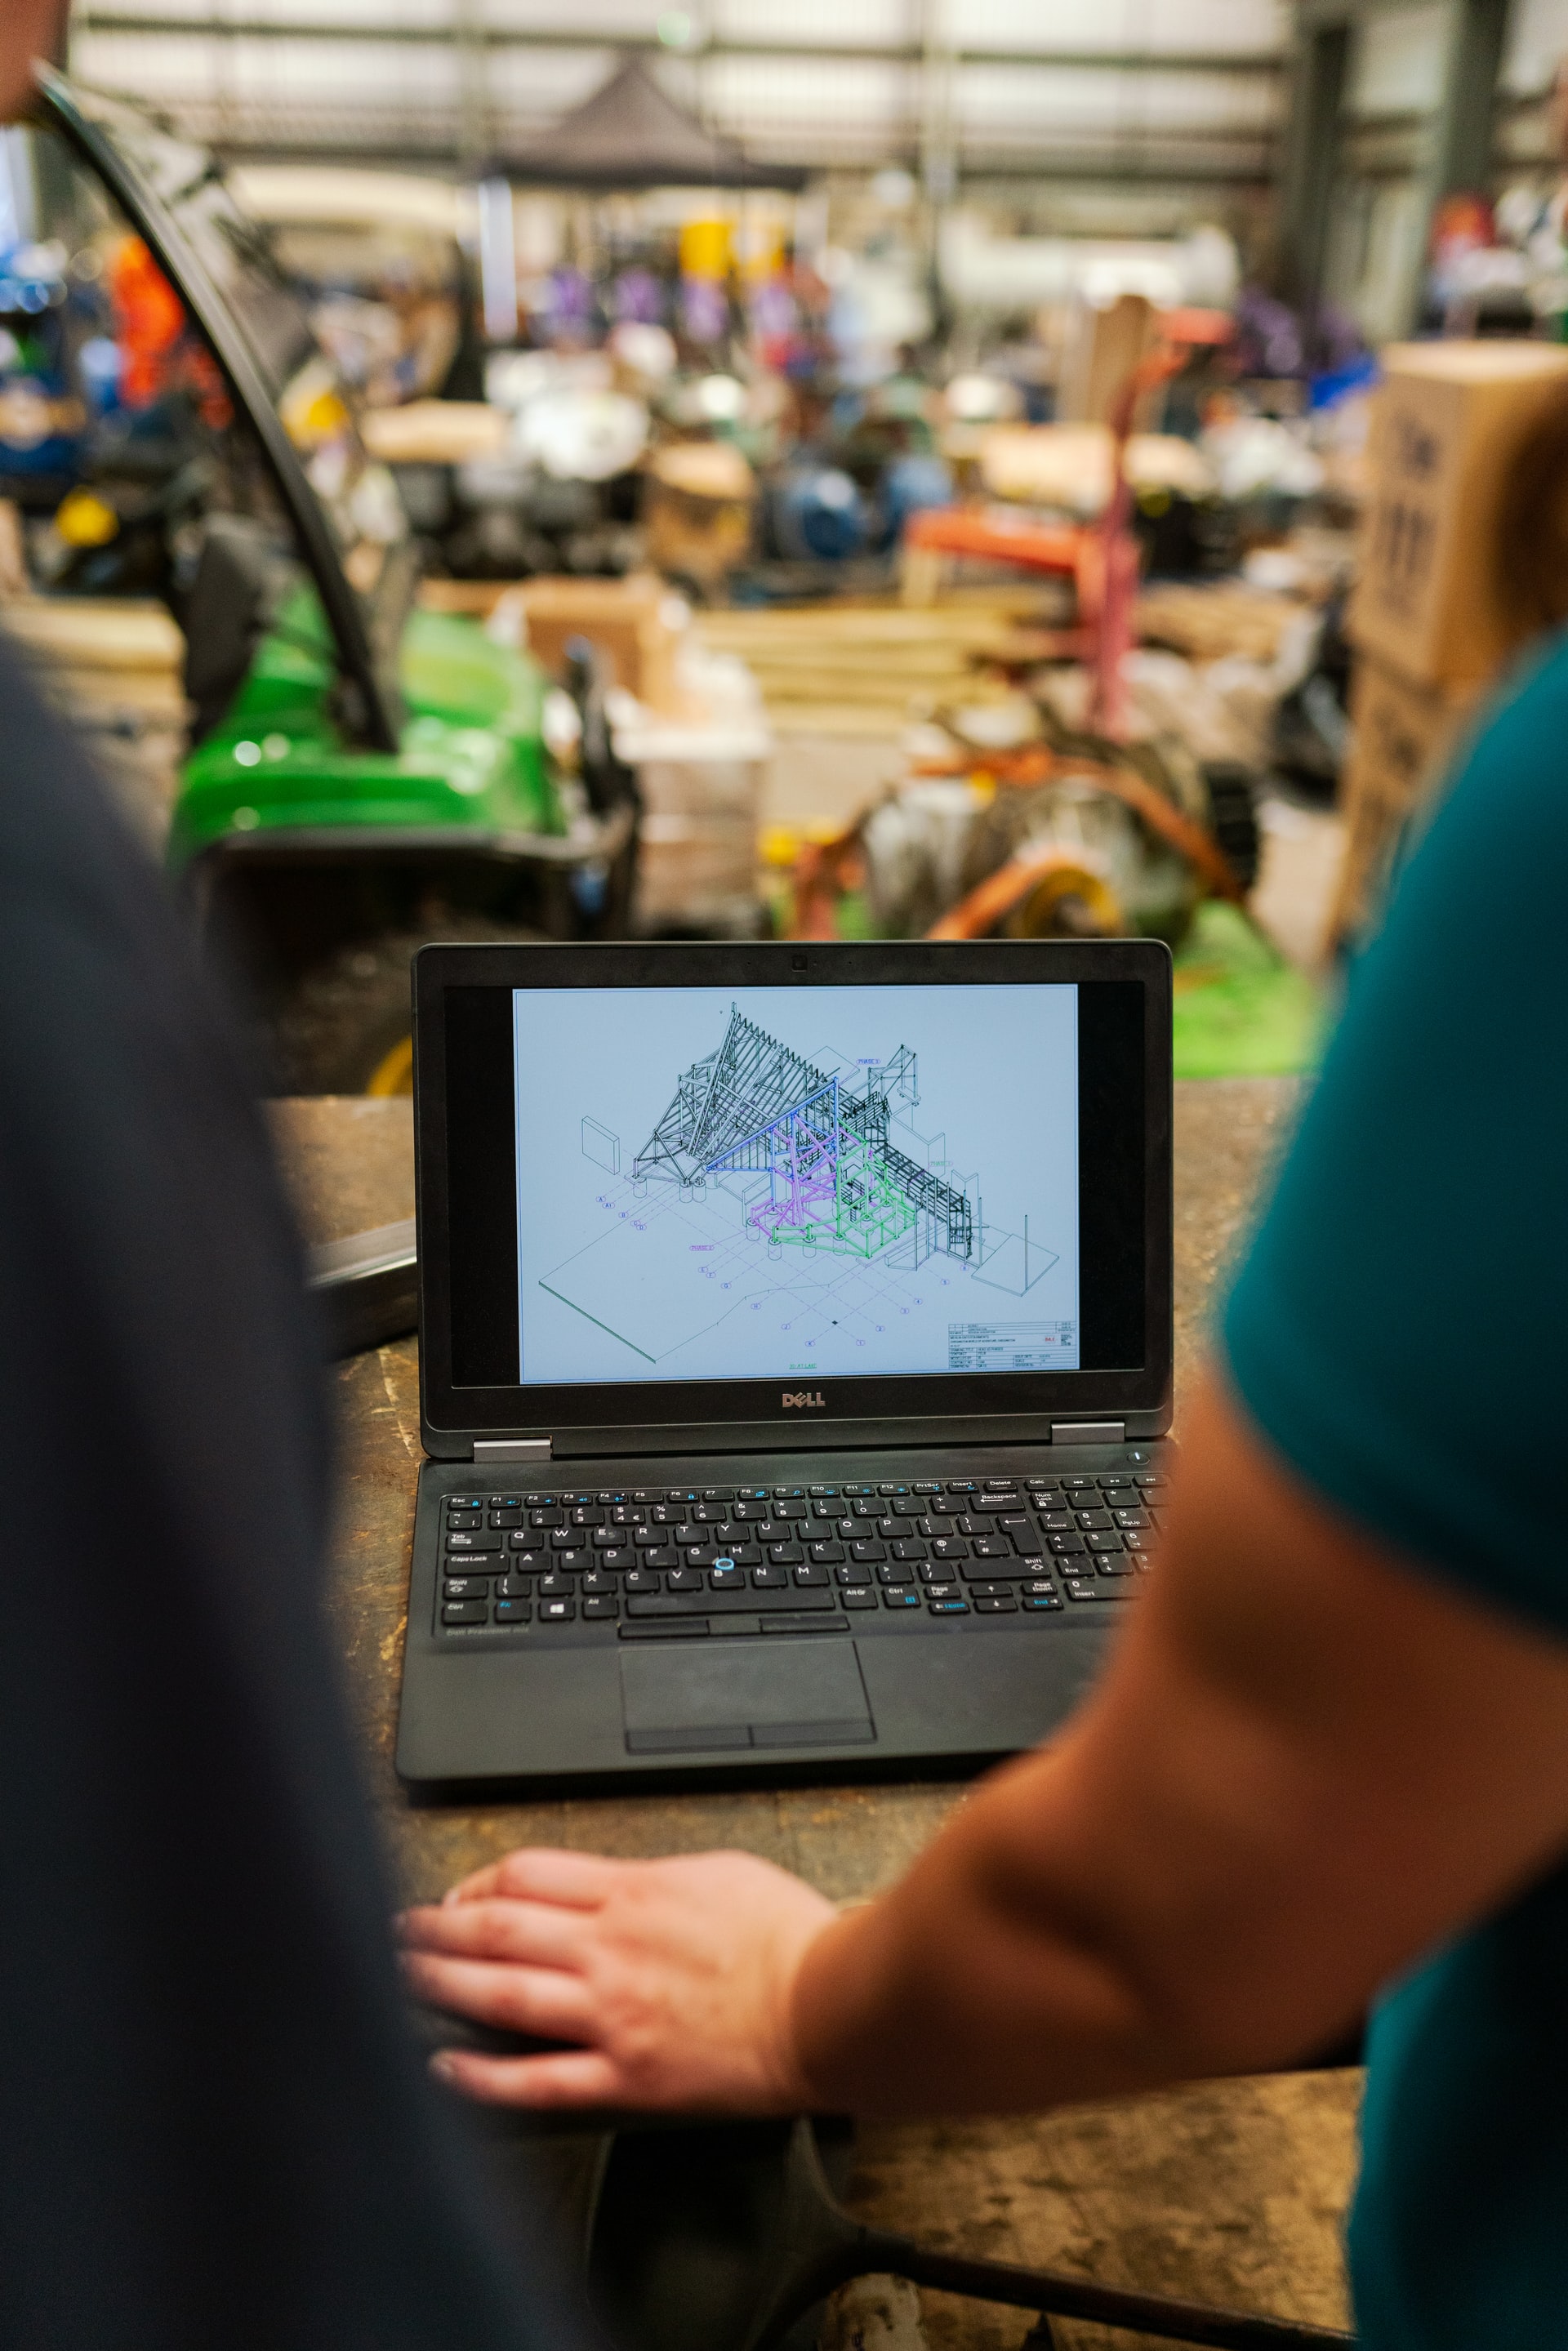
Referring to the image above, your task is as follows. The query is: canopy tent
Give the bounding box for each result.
[497,55,808,192]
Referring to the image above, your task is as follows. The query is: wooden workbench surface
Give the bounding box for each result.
[272,1080,1360,2349]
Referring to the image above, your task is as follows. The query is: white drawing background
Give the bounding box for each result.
[510,983,1080,1384]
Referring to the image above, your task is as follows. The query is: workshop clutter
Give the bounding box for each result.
[430,572,774,935]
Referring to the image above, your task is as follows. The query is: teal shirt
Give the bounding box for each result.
[1223,638,1568,2349]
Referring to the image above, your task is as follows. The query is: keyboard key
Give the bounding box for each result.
[971,1536,1013,1560]
[883,1589,921,1609]
[493,1600,532,1624]
[964,1580,1016,1600]
[956,1514,994,1537]
[913,1481,942,1494]
[666,1569,706,1594]
[842,1590,878,1610]
[1021,1578,1058,1597]
[1113,1508,1152,1529]
[892,1497,924,1517]
[768,1542,805,1566]
[929,1536,969,1561]
[929,1598,969,1615]
[538,1599,577,1623]
[877,1484,908,1496]
[444,1529,501,1553]
[1097,1556,1136,1576]
[580,1572,618,1596]
[490,1510,523,1529]
[441,1601,488,1626]
[1086,1531,1125,1552]
[974,1595,1017,1614]
[447,1496,484,1512]
[1022,1594,1063,1613]
[497,1574,537,1601]
[537,1574,576,1599]
[443,1576,489,1601]
[703,1488,735,1503]
[808,1484,840,1498]
[945,1481,975,1494]
[835,1565,873,1587]
[923,1581,964,1602]
[850,1541,887,1564]
[876,1562,915,1585]
[916,1516,955,1540]
[793,1564,831,1587]
[1042,1512,1075,1532]
[595,1546,635,1571]
[642,1547,679,1570]
[919,1561,956,1584]
[1049,1533,1086,1554]
[581,1596,619,1620]
[890,1538,928,1561]
[709,1566,745,1592]
[1076,1509,1114,1530]
[446,1510,482,1529]
[624,1570,662,1595]
[751,1565,789,1589]
[809,1541,847,1564]
[1063,1578,1135,1602]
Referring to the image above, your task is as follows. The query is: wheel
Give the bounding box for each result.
[267,917,543,1096]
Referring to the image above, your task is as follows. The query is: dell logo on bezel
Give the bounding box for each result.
[782,1390,826,1408]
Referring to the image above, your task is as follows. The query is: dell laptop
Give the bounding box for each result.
[396,937,1172,1793]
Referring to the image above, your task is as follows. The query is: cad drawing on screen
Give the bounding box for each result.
[528,997,1077,1378]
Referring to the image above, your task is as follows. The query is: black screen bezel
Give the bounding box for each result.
[415,939,1173,1454]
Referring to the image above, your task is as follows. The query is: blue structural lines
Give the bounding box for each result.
[633,1009,974,1264]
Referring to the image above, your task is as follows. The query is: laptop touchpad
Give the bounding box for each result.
[620,1641,876,1755]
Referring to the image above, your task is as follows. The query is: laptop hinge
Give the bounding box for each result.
[1050,1420,1125,1445]
[474,1436,553,1463]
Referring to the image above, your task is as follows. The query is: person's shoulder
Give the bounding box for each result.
[1443,633,1568,827]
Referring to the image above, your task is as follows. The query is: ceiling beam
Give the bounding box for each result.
[72,16,1285,74]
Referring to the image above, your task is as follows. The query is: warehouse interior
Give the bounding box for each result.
[8,0,1568,1094]
[4,2,1566,2344]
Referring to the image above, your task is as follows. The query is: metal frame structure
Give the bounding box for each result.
[633,1009,973,1263]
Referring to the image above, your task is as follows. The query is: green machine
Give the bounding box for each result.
[23,72,637,1092]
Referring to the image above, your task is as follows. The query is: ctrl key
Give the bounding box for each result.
[441,1601,488,1627]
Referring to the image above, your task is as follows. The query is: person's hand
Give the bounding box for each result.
[395,1846,840,2113]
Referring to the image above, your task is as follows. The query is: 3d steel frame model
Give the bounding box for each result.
[633,1009,974,1262]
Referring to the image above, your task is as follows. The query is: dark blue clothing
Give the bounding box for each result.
[1224,636,1568,2348]
[0,635,572,2349]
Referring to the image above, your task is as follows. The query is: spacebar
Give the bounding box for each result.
[626,1588,835,1618]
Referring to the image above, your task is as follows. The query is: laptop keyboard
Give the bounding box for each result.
[434,1470,1163,1638]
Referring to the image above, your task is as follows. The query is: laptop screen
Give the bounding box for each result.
[419,939,1169,1445]
[510,982,1080,1387]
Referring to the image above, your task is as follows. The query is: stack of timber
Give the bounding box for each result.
[693,594,1052,736]
[0,595,188,847]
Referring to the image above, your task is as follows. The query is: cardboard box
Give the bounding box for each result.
[1348,341,1568,689]
[1328,654,1481,946]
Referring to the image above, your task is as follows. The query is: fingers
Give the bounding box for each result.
[430,2045,626,2110]
[398,1896,593,1971]
[439,1847,625,1911]
[400,1948,595,2042]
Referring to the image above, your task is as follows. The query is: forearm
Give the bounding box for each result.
[793,1749,1193,2118]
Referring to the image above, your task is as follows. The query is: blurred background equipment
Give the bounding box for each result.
[16,0,1568,1085]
